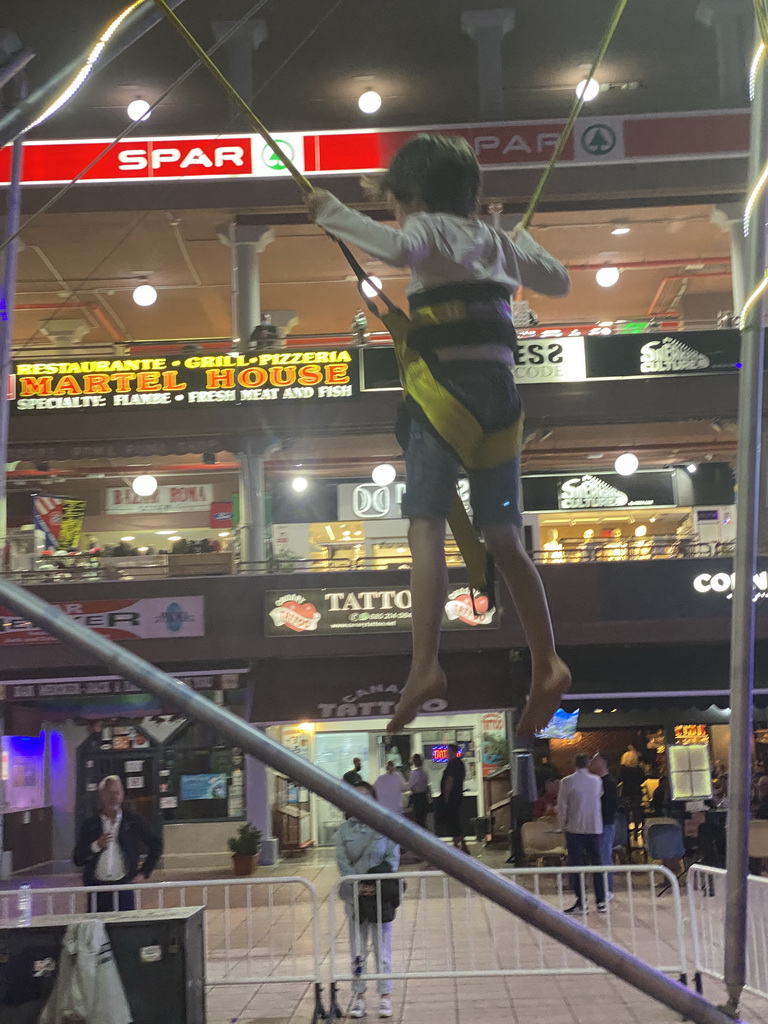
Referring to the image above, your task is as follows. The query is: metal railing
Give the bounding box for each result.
[2,876,324,990]
[329,865,689,989]
[0,540,729,585]
[688,865,768,1000]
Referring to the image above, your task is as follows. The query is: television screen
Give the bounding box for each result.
[535,708,580,740]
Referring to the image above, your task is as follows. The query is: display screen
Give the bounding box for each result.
[430,744,466,764]
[179,773,227,800]
[535,708,580,740]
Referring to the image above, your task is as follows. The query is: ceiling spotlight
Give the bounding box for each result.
[127,99,151,122]
[292,476,308,493]
[131,474,158,496]
[167,535,182,542]
[614,452,639,476]
[358,89,382,114]
[360,276,383,299]
[371,463,397,486]
[596,266,621,288]
[687,463,698,473]
[576,78,600,102]
[120,536,135,542]
[132,283,157,307]
[611,225,631,236]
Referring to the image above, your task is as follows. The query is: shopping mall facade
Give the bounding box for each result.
[2,6,766,872]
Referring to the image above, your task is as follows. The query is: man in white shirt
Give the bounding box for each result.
[557,753,606,914]
[374,761,409,816]
[73,775,161,911]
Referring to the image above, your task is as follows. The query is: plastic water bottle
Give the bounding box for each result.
[17,884,32,927]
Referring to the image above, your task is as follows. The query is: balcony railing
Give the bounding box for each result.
[0,538,731,584]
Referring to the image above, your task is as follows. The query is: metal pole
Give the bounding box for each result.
[238,441,269,566]
[0,577,740,1024]
[723,32,768,1018]
[0,0,190,148]
[0,75,26,570]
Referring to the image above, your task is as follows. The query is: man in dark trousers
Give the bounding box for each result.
[440,744,468,853]
[73,774,162,911]
[590,750,619,901]
[557,753,605,914]
[343,757,364,786]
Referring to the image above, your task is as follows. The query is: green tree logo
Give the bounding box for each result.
[262,140,295,171]
[581,124,617,156]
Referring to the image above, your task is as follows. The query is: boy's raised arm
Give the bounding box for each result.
[501,228,571,298]
[307,189,431,267]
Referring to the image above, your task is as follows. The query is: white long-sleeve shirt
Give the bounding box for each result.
[557,768,603,835]
[314,192,570,298]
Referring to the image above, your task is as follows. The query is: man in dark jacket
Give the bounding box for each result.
[73,774,162,911]
[590,751,619,901]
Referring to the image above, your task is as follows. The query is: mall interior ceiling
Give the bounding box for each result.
[0,0,751,484]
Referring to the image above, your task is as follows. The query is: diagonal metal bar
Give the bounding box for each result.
[0,577,741,1024]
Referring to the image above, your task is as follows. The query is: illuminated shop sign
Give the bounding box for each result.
[693,571,768,602]
[0,110,749,188]
[265,587,497,636]
[8,350,357,414]
[360,330,742,391]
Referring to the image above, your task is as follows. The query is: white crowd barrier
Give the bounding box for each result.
[688,865,768,1000]
[1,876,324,993]
[329,865,690,991]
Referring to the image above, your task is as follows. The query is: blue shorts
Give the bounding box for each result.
[400,360,523,529]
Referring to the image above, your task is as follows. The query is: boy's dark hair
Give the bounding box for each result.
[379,133,480,217]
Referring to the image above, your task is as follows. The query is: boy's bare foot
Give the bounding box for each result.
[388,664,447,733]
[517,656,571,736]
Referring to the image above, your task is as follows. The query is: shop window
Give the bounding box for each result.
[160,722,245,822]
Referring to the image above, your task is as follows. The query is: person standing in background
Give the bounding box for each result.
[344,758,364,786]
[375,761,409,815]
[408,754,431,828]
[590,751,619,901]
[558,753,605,914]
[73,775,162,911]
[440,744,468,853]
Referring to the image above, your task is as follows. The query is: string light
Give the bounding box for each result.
[29,1,144,130]
[741,14,768,322]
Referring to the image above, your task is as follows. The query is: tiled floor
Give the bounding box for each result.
[6,846,768,1024]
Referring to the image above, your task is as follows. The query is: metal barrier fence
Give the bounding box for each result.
[689,865,768,1001]
[2,876,323,992]
[329,865,690,992]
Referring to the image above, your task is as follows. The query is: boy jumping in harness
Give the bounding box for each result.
[306,134,571,735]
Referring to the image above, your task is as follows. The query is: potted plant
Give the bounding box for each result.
[227,823,262,876]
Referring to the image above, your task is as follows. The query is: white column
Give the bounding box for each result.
[237,438,278,568]
[245,752,278,864]
[711,203,747,314]
[461,9,516,121]
[228,219,275,347]
[696,0,752,108]
[211,19,268,110]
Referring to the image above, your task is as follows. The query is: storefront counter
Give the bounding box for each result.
[3,806,52,872]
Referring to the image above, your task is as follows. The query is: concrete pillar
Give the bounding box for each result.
[245,751,278,865]
[211,19,268,107]
[237,438,279,568]
[711,203,747,314]
[696,0,753,108]
[228,220,275,347]
[461,9,516,121]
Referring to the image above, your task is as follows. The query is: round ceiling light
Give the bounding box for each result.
[358,89,382,114]
[132,283,157,307]
[576,78,600,102]
[131,474,158,496]
[614,453,639,476]
[596,266,621,288]
[292,476,309,493]
[127,99,151,122]
[360,276,382,299]
[371,463,397,486]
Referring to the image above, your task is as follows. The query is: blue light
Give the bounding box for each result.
[0,290,6,323]
[736,362,743,369]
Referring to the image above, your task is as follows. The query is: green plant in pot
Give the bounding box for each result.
[228,823,262,876]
